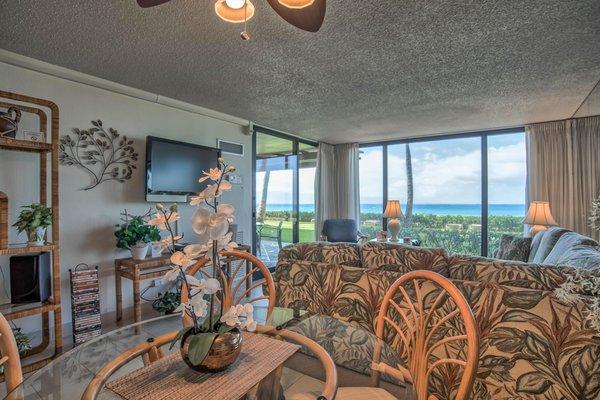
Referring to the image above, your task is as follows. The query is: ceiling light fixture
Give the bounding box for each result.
[215,0,255,23]
[278,0,315,9]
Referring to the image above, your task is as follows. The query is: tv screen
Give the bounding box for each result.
[146,136,220,201]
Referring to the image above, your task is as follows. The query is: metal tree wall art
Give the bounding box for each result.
[59,120,138,190]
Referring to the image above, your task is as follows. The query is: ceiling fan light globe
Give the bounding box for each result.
[225,0,245,9]
[215,0,255,23]
[278,0,315,9]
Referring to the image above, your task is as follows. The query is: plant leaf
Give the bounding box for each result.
[168,326,193,350]
[187,333,218,366]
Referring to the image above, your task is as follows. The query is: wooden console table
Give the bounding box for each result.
[115,245,252,323]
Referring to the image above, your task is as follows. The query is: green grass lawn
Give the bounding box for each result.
[262,220,316,243]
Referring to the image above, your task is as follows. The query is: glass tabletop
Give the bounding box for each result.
[6,308,401,400]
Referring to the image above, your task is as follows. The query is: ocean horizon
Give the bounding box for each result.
[261,203,525,216]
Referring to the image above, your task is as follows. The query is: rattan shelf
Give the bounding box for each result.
[0,90,62,373]
[0,137,52,153]
[0,243,58,256]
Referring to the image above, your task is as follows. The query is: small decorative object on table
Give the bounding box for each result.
[23,131,45,142]
[12,203,52,246]
[403,236,411,244]
[69,264,101,345]
[148,158,256,372]
[115,211,161,260]
[383,199,403,242]
[376,230,387,242]
[0,107,21,138]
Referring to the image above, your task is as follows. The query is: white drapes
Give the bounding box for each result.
[315,142,360,236]
[526,115,600,241]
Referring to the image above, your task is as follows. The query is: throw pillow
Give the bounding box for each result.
[495,235,532,262]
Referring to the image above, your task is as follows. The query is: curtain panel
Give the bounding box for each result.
[315,142,360,236]
[526,115,600,241]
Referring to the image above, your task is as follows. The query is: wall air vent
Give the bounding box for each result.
[217,139,244,156]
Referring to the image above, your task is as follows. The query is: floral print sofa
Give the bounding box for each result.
[272,241,600,400]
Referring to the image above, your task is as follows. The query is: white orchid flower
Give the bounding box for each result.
[170,251,195,268]
[162,266,181,285]
[158,234,183,247]
[220,306,241,327]
[147,212,180,230]
[189,278,221,296]
[199,168,222,183]
[241,316,257,332]
[174,296,209,318]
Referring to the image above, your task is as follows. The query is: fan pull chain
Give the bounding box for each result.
[241,0,250,40]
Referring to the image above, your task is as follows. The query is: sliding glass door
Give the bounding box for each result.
[253,129,317,268]
[359,129,526,256]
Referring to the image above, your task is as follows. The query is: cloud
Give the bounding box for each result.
[359,137,526,205]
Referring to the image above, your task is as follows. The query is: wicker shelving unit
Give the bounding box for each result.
[0,90,62,373]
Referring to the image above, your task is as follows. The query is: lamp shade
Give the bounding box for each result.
[523,201,557,226]
[215,0,255,23]
[383,200,403,219]
[278,0,315,9]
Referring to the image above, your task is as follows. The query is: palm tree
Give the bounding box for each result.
[257,159,270,223]
[405,143,414,230]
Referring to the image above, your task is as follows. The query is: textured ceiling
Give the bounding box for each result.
[1,0,599,144]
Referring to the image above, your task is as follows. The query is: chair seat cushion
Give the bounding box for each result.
[289,387,397,400]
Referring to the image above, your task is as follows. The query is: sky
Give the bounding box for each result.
[256,132,526,206]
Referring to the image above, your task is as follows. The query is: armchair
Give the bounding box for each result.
[321,219,367,243]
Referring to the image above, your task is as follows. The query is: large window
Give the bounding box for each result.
[359,129,526,256]
[254,129,317,268]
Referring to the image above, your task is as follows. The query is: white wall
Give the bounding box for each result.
[0,61,253,334]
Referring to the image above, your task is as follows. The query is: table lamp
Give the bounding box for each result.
[383,200,403,242]
[523,201,557,236]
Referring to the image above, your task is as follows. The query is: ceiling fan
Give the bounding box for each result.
[136,0,326,36]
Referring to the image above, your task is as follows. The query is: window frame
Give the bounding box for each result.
[359,127,525,257]
[252,125,318,258]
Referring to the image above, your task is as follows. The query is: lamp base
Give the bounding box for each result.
[387,218,400,242]
[528,225,548,237]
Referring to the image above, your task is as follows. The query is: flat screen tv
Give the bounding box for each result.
[146,136,221,202]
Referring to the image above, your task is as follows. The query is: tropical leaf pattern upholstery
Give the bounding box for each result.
[360,242,449,276]
[277,242,362,267]
[274,243,600,399]
[446,255,575,291]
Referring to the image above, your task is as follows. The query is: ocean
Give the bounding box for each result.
[262,203,525,216]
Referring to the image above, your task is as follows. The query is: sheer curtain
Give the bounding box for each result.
[526,115,600,240]
[315,142,360,236]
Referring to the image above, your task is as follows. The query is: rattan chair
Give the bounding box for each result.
[291,270,479,400]
[0,312,23,400]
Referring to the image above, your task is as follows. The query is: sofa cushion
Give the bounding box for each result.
[529,227,571,263]
[527,229,547,262]
[360,242,449,276]
[495,234,532,262]
[447,255,572,291]
[277,242,362,267]
[543,232,599,265]
[555,244,600,271]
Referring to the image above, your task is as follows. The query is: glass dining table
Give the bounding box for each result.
[5,308,406,400]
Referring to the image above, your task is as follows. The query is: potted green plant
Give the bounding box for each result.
[115,216,161,260]
[12,204,52,246]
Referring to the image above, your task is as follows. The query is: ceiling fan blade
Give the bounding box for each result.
[266,0,326,32]
[136,0,171,8]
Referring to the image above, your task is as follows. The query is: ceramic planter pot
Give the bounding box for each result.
[27,227,46,246]
[180,328,243,373]
[130,243,149,260]
[151,243,164,258]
